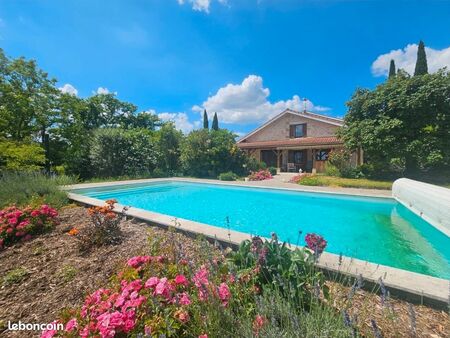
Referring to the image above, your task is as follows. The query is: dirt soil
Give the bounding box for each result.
[0,206,448,338]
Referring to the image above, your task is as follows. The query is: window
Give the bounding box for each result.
[289,124,306,138]
[315,149,330,161]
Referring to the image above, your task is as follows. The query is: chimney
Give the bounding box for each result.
[303,98,308,113]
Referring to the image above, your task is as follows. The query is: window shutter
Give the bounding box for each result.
[289,125,295,138]
[303,124,307,136]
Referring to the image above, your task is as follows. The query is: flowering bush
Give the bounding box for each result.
[305,233,327,255]
[289,173,310,183]
[77,199,126,251]
[0,204,58,249]
[45,236,256,337]
[248,169,272,181]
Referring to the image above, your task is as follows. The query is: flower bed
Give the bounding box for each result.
[248,169,272,181]
[0,204,58,249]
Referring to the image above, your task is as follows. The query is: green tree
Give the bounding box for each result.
[181,129,247,177]
[388,59,396,78]
[203,109,209,129]
[0,140,45,171]
[90,128,159,177]
[155,122,183,174]
[211,112,219,131]
[339,69,450,178]
[414,40,428,76]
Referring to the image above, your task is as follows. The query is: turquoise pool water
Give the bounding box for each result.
[73,181,450,279]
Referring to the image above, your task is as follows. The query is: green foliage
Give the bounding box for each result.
[56,265,78,283]
[211,112,219,131]
[388,59,396,78]
[230,237,328,306]
[181,129,248,178]
[3,268,29,286]
[203,109,209,129]
[268,166,277,176]
[0,171,74,208]
[414,40,428,76]
[218,171,238,181]
[297,175,392,190]
[340,69,450,178]
[324,164,340,177]
[0,140,45,171]
[90,128,158,177]
[155,123,183,175]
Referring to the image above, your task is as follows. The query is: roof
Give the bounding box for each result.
[237,136,343,149]
[237,108,344,144]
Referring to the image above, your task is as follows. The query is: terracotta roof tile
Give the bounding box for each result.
[237,136,342,149]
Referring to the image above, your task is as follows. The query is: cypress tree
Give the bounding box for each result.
[388,59,396,78]
[414,40,428,76]
[211,112,219,131]
[203,109,209,129]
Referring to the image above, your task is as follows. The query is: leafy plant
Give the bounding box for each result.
[230,236,328,306]
[248,169,273,181]
[218,171,238,181]
[268,166,277,176]
[3,268,29,286]
[77,199,126,251]
[0,171,74,209]
[0,204,59,249]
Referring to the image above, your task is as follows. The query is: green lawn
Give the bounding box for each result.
[298,175,393,190]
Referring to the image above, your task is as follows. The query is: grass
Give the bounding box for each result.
[3,268,29,286]
[0,171,76,208]
[298,175,393,190]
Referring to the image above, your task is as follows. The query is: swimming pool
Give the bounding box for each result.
[72,181,450,279]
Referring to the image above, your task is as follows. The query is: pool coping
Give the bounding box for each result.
[64,178,449,310]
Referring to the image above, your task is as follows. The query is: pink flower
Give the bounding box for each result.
[40,321,60,338]
[192,266,209,288]
[65,318,78,332]
[31,210,40,217]
[178,292,191,305]
[305,233,327,255]
[253,314,266,335]
[154,277,174,299]
[127,256,151,268]
[144,277,159,289]
[174,274,188,287]
[218,283,231,306]
[8,217,17,225]
[199,334,208,338]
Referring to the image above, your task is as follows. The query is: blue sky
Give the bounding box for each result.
[1,0,449,135]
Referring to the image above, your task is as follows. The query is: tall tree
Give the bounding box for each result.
[388,59,396,78]
[414,40,428,76]
[203,109,209,129]
[211,112,219,131]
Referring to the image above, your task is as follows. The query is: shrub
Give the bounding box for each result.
[230,235,328,306]
[90,128,159,178]
[268,166,277,176]
[0,140,45,171]
[181,129,249,178]
[218,171,238,181]
[46,238,255,337]
[324,164,340,177]
[248,169,272,181]
[0,204,59,249]
[77,200,126,251]
[0,171,74,209]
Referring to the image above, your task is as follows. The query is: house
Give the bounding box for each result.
[236,108,363,173]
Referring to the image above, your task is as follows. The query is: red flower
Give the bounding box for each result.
[174,274,189,287]
[305,233,327,254]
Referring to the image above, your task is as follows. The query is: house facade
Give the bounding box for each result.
[236,109,363,173]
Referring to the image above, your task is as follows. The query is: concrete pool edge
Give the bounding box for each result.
[64,176,393,199]
[67,188,449,310]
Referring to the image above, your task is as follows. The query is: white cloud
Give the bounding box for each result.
[177,0,226,13]
[192,75,330,124]
[372,43,450,77]
[59,83,78,96]
[95,87,116,95]
[158,112,195,134]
